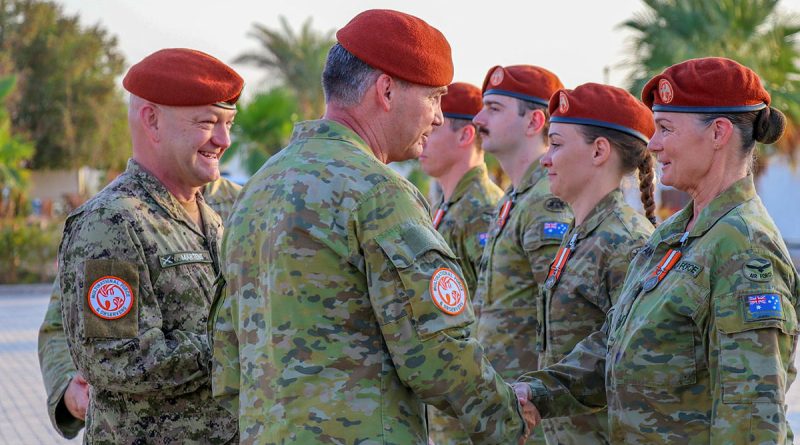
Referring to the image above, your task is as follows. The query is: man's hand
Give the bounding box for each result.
[514,382,540,444]
[64,373,90,420]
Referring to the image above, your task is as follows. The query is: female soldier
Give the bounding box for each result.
[516,57,799,444]
[536,83,656,444]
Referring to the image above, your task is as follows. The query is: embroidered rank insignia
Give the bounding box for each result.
[745,293,782,320]
[478,232,489,247]
[430,268,467,315]
[743,257,773,282]
[542,222,569,239]
[87,276,135,320]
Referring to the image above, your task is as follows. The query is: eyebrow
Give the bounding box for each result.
[548,132,561,138]
[483,99,503,107]
[433,86,448,96]
[655,118,671,125]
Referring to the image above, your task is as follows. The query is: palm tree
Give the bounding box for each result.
[235,16,335,119]
[621,0,800,164]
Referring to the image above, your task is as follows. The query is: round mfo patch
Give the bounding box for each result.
[429,268,467,315]
[558,91,569,113]
[87,276,134,320]
[658,79,674,104]
[490,67,505,86]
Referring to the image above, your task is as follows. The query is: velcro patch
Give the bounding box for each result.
[744,293,782,321]
[542,222,569,240]
[674,260,703,278]
[159,251,212,268]
[430,268,467,315]
[742,257,773,282]
[83,259,139,338]
[478,232,489,247]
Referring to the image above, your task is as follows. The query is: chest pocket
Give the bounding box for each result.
[612,271,705,387]
[153,250,216,332]
[375,224,474,340]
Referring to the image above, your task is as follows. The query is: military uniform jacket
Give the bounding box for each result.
[432,164,504,297]
[210,120,526,445]
[538,189,653,368]
[474,161,572,381]
[58,159,237,444]
[38,177,241,439]
[524,176,800,444]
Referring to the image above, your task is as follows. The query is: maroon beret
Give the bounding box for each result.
[550,83,655,143]
[123,48,244,110]
[336,9,453,87]
[481,65,563,106]
[442,82,482,120]
[641,57,769,113]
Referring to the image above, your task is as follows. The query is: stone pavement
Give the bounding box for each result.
[1,283,799,444]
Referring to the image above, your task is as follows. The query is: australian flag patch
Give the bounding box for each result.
[745,293,782,320]
[542,222,569,240]
[478,232,489,247]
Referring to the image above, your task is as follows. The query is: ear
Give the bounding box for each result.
[525,108,547,137]
[139,103,161,143]
[374,74,394,112]
[458,123,477,148]
[711,117,735,149]
[591,136,612,166]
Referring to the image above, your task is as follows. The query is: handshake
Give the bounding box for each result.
[513,382,541,444]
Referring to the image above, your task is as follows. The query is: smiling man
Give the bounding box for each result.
[210,10,535,445]
[57,48,241,444]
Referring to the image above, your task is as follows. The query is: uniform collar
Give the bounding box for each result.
[659,175,757,245]
[126,159,208,238]
[290,119,373,158]
[574,189,625,241]
[511,161,547,196]
[441,164,492,207]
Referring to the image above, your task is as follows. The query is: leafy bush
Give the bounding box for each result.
[0,218,63,283]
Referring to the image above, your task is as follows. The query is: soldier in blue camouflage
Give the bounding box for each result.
[515,58,799,444]
[57,48,242,444]
[535,83,657,444]
[210,10,534,445]
[37,177,241,439]
[471,65,572,443]
[419,82,504,444]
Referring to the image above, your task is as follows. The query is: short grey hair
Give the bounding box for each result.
[322,43,382,106]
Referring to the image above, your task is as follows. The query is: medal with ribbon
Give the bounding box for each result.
[432,202,449,230]
[496,190,517,230]
[545,232,578,289]
[642,231,690,293]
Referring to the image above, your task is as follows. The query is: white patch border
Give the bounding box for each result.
[558,91,569,114]
[658,78,674,104]
[429,267,467,316]
[87,275,135,320]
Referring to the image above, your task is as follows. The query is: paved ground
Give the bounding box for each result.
[1,284,799,444]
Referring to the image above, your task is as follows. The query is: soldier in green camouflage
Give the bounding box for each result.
[37,177,241,439]
[515,58,799,444]
[535,84,657,444]
[419,82,504,444]
[57,48,242,444]
[471,65,572,443]
[210,10,534,445]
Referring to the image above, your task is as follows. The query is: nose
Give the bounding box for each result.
[647,132,661,153]
[212,123,232,149]
[540,148,553,168]
[432,103,443,127]
[472,108,487,128]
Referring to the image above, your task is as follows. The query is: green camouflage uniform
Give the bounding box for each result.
[38,176,241,439]
[210,119,527,445]
[522,176,799,444]
[427,164,503,445]
[57,159,237,444]
[474,161,571,443]
[537,189,653,445]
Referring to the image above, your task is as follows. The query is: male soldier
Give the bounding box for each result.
[419,82,504,445]
[57,48,241,444]
[471,66,573,442]
[38,177,241,439]
[210,10,535,445]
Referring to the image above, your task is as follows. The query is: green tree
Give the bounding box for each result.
[0,75,33,193]
[621,0,800,162]
[0,0,129,170]
[227,87,299,175]
[234,16,335,119]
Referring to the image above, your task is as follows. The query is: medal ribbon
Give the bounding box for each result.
[546,233,578,287]
[645,231,690,290]
[432,208,446,229]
